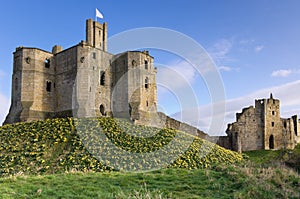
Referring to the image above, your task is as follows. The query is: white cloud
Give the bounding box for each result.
[271,69,292,77]
[271,69,300,77]
[218,66,232,72]
[157,61,197,91]
[254,45,264,53]
[171,80,300,136]
[0,93,10,125]
[218,66,240,72]
[210,39,232,60]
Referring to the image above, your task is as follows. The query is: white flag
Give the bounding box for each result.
[96,8,104,19]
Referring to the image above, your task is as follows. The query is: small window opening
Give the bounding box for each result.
[284,122,287,128]
[93,52,96,59]
[90,87,92,92]
[145,60,148,70]
[271,122,274,127]
[100,104,105,116]
[272,111,275,115]
[145,77,149,89]
[146,101,149,107]
[46,81,52,92]
[45,59,50,68]
[100,71,105,86]
[269,135,274,149]
[53,83,56,88]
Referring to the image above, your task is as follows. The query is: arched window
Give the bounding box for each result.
[100,71,105,86]
[100,104,105,116]
[46,81,52,92]
[145,77,149,89]
[145,60,148,70]
[269,135,274,149]
[45,59,50,68]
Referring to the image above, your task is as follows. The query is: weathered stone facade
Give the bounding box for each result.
[218,94,300,152]
[4,19,157,125]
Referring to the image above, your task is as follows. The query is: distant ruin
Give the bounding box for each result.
[217,94,300,152]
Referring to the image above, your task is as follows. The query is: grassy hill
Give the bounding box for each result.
[0,118,299,198]
[0,117,242,176]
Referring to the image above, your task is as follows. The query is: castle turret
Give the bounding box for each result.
[86,19,107,51]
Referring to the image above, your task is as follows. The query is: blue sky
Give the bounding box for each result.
[0,0,300,135]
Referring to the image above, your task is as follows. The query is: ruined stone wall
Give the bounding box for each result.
[225,106,264,152]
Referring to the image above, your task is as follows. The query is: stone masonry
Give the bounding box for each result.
[217,94,300,152]
[4,19,157,124]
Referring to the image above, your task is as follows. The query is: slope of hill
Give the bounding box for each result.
[0,117,243,176]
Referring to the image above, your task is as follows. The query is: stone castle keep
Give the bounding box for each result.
[217,94,300,152]
[4,19,158,124]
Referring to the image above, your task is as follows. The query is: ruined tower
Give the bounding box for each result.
[224,94,299,151]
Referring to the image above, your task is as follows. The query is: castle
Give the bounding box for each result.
[217,94,300,152]
[4,19,158,124]
[4,19,299,152]
[3,19,207,140]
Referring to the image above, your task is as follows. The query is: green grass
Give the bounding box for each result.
[0,166,298,199]
[244,144,300,172]
[0,118,299,198]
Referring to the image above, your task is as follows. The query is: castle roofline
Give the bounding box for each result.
[15,47,53,55]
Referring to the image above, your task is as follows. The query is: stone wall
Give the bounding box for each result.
[221,95,299,152]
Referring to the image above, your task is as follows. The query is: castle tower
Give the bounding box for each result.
[262,93,282,149]
[111,51,157,121]
[4,47,56,124]
[86,19,107,51]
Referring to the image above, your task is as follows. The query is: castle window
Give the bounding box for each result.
[45,59,50,68]
[132,60,137,67]
[269,135,274,149]
[100,71,105,86]
[272,111,275,116]
[100,104,105,116]
[145,60,148,70]
[46,81,52,92]
[25,57,31,64]
[93,52,96,59]
[146,101,149,107]
[145,77,149,89]
[284,122,287,128]
[271,122,274,127]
